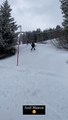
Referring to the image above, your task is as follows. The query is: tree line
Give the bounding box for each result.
[21,25,64,44]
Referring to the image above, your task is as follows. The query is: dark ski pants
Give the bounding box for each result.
[31,47,35,51]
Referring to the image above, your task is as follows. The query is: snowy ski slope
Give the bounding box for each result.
[0,41,68,120]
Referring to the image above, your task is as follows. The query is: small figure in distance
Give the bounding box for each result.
[27,40,29,45]
[31,42,36,51]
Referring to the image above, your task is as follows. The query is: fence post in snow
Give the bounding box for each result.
[17,36,19,66]
[16,25,22,66]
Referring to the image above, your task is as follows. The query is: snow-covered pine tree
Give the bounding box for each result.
[60,0,68,32]
[57,0,68,49]
[0,0,18,52]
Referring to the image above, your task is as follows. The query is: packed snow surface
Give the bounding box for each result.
[0,41,68,120]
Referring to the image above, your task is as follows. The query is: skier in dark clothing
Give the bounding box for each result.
[31,42,35,51]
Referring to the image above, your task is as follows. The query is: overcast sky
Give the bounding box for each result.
[0,0,63,31]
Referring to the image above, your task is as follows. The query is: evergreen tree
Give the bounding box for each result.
[60,0,68,31]
[0,0,17,51]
